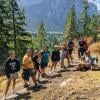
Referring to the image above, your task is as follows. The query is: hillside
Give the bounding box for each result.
[19,0,97,32]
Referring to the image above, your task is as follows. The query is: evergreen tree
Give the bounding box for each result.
[0,0,11,63]
[51,33,59,48]
[78,1,91,37]
[34,21,47,49]
[89,15,100,41]
[63,5,77,40]
[0,0,32,62]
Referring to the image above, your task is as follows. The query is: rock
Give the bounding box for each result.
[60,78,72,88]
[68,90,77,96]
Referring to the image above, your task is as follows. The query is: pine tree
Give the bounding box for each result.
[89,15,100,41]
[78,1,91,37]
[34,21,47,49]
[63,5,77,40]
[0,0,32,62]
[0,0,11,63]
[51,33,59,48]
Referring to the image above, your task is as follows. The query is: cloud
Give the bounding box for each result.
[97,3,100,10]
[88,0,100,10]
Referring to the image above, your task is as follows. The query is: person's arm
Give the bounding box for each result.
[22,57,29,68]
[16,60,20,72]
[58,51,60,60]
[5,60,10,78]
[32,57,36,68]
[51,51,53,60]
[72,42,74,47]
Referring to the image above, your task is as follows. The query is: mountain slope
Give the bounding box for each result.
[21,0,97,32]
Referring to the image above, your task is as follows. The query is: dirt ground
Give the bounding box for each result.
[0,69,100,100]
[0,54,100,100]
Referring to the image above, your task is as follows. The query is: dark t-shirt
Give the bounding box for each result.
[78,40,85,48]
[32,56,39,68]
[51,50,60,61]
[5,58,20,78]
[67,41,74,49]
[41,51,50,64]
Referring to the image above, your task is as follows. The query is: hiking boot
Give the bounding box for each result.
[24,84,30,88]
[32,84,42,90]
[2,96,7,100]
[41,73,49,78]
[13,90,18,94]
[61,66,66,69]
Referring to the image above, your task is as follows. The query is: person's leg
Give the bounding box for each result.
[70,49,73,62]
[12,72,18,93]
[29,69,37,84]
[40,63,45,75]
[22,69,30,88]
[51,62,54,71]
[37,70,41,82]
[61,59,64,68]
[78,48,80,59]
[81,48,84,57]
[37,72,40,82]
[24,80,28,85]
[67,56,70,67]
[31,76,37,84]
[5,79,11,97]
[41,67,45,75]
[12,79,16,93]
[54,62,57,71]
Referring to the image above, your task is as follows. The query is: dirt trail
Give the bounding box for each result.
[1,70,100,100]
[0,54,100,100]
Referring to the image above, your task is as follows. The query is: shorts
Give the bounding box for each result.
[22,69,36,81]
[40,62,48,68]
[8,72,18,81]
[51,59,59,62]
[68,49,73,56]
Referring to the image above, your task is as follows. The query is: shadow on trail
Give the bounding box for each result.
[27,85,47,92]
[49,73,62,79]
[39,80,52,84]
[11,92,31,100]
[32,86,47,92]
[57,69,67,73]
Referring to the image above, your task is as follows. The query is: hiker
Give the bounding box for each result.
[83,39,88,53]
[78,37,86,59]
[60,46,65,69]
[22,49,40,89]
[51,45,60,71]
[4,50,20,99]
[40,46,50,78]
[32,50,41,82]
[77,51,93,71]
[67,38,74,63]
[63,43,70,67]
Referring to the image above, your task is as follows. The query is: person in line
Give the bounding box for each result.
[63,43,70,67]
[77,51,93,71]
[78,37,86,59]
[4,50,20,99]
[83,39,88,53]
[60,46,65,69]
[40,46,50,78]
[32,50,41,82]
[67,38,74,63]
[22,49,40,89]
[51,45,60,72]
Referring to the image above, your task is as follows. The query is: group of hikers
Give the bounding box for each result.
[3,37,98,99]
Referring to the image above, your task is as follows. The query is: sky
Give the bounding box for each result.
[19,0,100,10]
[88,0,100,10]
[19,0,45,6]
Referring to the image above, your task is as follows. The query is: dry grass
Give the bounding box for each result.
[89,42,100,55]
